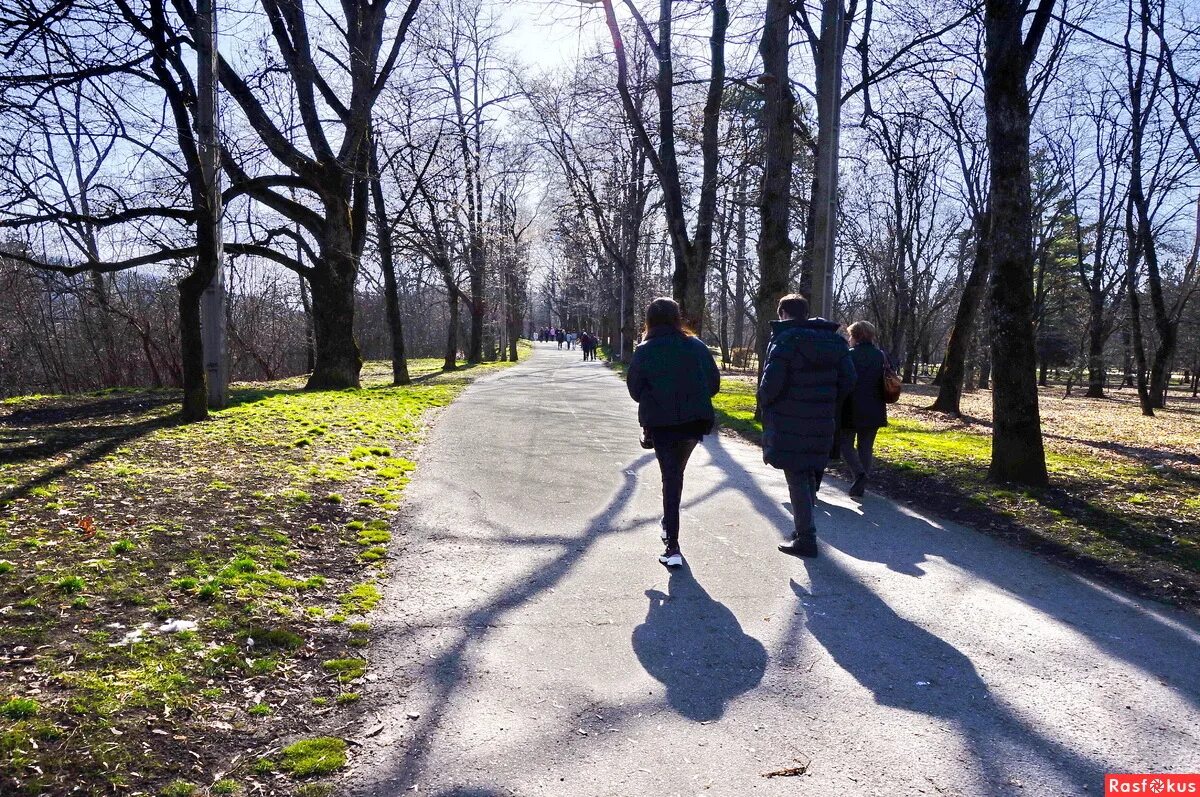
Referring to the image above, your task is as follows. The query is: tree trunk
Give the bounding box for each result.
[306,261,363,390]
[1125,198,1154,415]
[1084,292,1107,397]
[1149,345,1175,408]
[467,269,484,364]
[177,209,222,421]
[755,0,794,399]
[444,289,460,372]
[1122,330,1134,387]
[732,171,748,353]
[178,277,207,421]
[932,216,990,414]
[983,0,1048,486]
[299,274,315,374]
[371,144,409,386]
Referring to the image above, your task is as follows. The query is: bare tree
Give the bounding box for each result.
[982,0,1057,486]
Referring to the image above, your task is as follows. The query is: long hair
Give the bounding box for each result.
[643,297,692,336]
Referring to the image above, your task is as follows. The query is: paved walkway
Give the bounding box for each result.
[344,343,1200,797]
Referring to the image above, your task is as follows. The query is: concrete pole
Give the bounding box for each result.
[198,0,228,407]
[810,0,844,320]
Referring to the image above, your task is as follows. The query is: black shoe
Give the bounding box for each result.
[778,533,818,558]
[848,474,866,498]
[658,544,683,568]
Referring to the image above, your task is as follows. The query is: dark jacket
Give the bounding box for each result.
[842,341,888,431]
[757,318,856,472]
[627,327,721,429]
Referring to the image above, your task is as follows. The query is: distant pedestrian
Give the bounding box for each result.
[627,298,721,568]
[841,321,888,498]
[556,329,565,349]
[757,293,856,558]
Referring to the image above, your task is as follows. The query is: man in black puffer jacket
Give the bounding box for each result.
[758,294,856,558]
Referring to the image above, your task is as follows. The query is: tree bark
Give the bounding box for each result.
[983,0,1051,485]
[178,273,207,422]
[371,143,409,386]
[306,258,363,389]
[1084,290,1107,397]
[443,289,460,372]
[755,0,794,392]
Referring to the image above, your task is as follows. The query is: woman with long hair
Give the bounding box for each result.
[626,298,721,567]
[841,320,888,497]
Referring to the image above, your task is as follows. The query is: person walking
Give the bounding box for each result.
[758,293,856,558]
[841,321,888,497]
[627,298,721,568]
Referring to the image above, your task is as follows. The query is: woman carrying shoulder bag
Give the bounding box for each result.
[841,321,889,497]
[626,298,721,568]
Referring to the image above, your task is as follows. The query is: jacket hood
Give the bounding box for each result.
[769,318,847,367]
[644,325,686,340]
[769,317,840,335]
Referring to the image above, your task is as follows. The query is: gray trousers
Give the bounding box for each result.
[840,427,879,477]
[785,469,820,537]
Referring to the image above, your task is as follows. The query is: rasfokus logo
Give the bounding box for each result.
[1106,774,1200,794]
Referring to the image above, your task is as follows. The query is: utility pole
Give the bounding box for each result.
[809,0,844,319]
[197,0,228,407]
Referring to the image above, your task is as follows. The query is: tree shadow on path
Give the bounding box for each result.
[364,453,655,794]
[631,562,768,722]
[815,497,1200,710]
[791,567,1102,795]
[699,433,1200,711]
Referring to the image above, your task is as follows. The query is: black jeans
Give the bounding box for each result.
[654,438,698,544]
[785,468,820,537]
[840,428,879,477]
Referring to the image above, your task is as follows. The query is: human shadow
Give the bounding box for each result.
[366,452,656,793]
[691,428,1200,788]
[791,565,1103,795]
[631,562,768,722]
[815,496,1200,705]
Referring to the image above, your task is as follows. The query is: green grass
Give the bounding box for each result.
[0,355,523,794]
[279,737,347,777]
[340,582,382,614]
[711,378,1200,602]
[321,658,366,683]
[0,698,39,720]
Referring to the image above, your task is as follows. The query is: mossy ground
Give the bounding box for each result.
[713,376,1200,608]
[0,354,522,795]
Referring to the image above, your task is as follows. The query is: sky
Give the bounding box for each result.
[502,0,611,72]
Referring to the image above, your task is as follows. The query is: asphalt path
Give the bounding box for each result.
[343,342,1200,797]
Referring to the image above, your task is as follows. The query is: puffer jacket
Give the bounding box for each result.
[842,341,888,431]
[627,326,721,429]
[757,318,856,472]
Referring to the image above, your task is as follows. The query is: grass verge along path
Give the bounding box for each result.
[712,377,1200,610]
[0,355,520,796]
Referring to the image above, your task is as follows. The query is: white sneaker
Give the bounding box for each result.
[658,545,683,568]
